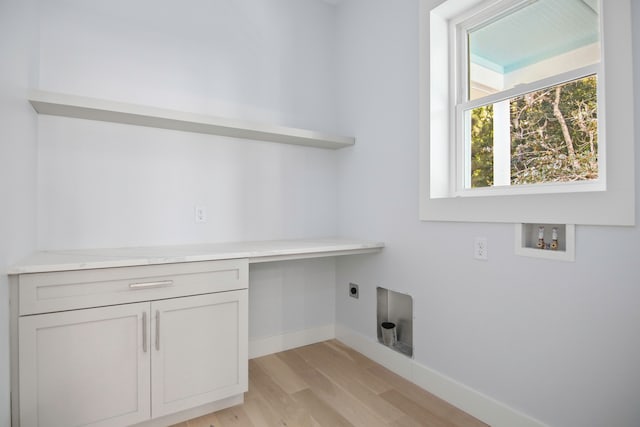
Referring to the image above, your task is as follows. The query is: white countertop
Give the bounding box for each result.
[8,238,384,274]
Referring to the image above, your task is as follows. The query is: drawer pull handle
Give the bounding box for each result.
[155,310,160,351]
[129,280,174,290]
[142,312,148,353]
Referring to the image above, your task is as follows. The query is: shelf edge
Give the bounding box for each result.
[29,90,356,150]
[249,247,383,263]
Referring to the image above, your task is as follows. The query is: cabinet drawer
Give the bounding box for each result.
[18,259,248,315]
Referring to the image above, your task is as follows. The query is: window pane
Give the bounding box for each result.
[511,75,598,184]
[468,75,598,188]
[468,0,600,101]
[470,105,494,188]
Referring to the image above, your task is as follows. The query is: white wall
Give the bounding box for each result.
[37,116,339,249]
[334,1,640,427]
[37,0,338,131]
[249,258,336,340]
[0,0,39,424]
[33,0,341,351]
[36,0,340,250]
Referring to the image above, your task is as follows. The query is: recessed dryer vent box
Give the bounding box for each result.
[377,287,413,357]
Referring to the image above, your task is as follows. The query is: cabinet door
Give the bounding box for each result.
[19,303,151,427]
[151,290,248,417]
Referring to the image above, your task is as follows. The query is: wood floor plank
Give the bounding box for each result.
[286,347,390,427]
[295,344,404,423]
[172,340,488,427]
[324,340,378,368]
[367,364,489,427]
[276,348,386,427]
[243,378,288,427]
[301,389,388,427]
[254,353,308,394]
[390,415,438,427]
[296,342,394,395]
[248,361,315,427]
[380,389,453,427]
[241,398,282,427]
[275,349,338,399]
[208,405,255,427]
[367,363,438,402]
[275,348,317,376]
[291,388,353,427]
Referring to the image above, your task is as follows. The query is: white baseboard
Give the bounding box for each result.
[249,324,336,359]
[335,324,548,427]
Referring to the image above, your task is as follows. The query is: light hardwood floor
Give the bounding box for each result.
[171,340,489,427]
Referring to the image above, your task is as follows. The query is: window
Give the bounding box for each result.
[467,75,599,189]
[420,0,635,225]
[458,0,602,195]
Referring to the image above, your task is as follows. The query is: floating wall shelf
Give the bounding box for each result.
[28,90,356,150]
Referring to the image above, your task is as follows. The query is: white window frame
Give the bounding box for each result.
[419,0,635,225]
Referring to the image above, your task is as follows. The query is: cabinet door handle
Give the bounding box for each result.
[142,311,148,352]
[155,310,160,351]
[129,280,174,290]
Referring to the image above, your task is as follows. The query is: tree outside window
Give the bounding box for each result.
[470,75,598,188]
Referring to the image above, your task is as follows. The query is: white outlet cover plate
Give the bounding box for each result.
[474,237,488,260]
[195,206,207,223]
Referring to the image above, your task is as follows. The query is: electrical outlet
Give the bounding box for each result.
[195,206,207,223]
[349,283,359,299]
[474,237,488,260]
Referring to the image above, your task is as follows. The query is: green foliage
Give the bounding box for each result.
[469,75,598,187]
[510,76,598,184]
[471,104,494,188]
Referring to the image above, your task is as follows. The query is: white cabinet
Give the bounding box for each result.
[19,303,151,427]
[9,240,385,426]
[11,259,248,427]
[151,291,248,418]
